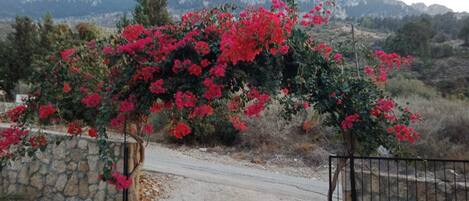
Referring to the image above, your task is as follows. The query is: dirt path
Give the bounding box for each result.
[143,144,330,201]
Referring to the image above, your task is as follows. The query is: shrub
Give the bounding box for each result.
[395,96,469,159]
[2,0,421,190]
[386,77,439,99]
[431,44,454,58]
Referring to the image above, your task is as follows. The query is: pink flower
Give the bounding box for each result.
[364,66,374,76]
[119,100,135,113]
[188,64,202,76]
[376,99,395,113]
[149,79,166,94]
[81,93,102,108]
[61,48,76,62]
[194,41,210,55]
[122,24,145,41]
[209,64,226,77]
[340,114,360,129]
[333,53,343,62]
[111,172,132,190]
[175,91,197,110]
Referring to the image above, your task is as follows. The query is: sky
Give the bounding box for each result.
[401,0,469,12]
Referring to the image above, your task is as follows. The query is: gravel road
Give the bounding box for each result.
[144,144,331,201]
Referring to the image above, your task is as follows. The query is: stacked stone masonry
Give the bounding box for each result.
[0,130,141,201]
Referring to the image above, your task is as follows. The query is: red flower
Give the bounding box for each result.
[133,66,159,82]
[149,79,166,94]
[190,104,214,118]
[200,59,211,68]
[387,124,420,143]
[244,102,265,117]
[81,93,102,108]
[119,100,135,113]
[67,122,82,135]
[88,128,98,138]
[0,127,29,151]
[188,64,202,76]
[370,107,381,117]
[122,24,145,41]
[38,103,56,120]
[29,135,47,149]
[142,124,154,135]
[175,91,197,110]
[61,48,76,62]
[333,53,343,62]
[312,15,323,25]
[279,45,289,55]
[376,99,395,113]
[194,41,210,55]
[409,113,421,122]
[364,66,375,77]
[110,172,132,190]
[110,114,126,128]
[340,114,360,130]
[6,105,27,122]
[170,122,192,139]
[303,102,310,109]
[203,78,222,100]
[209,64,226,77]
[229,116,247,132]
[63,82,72,93]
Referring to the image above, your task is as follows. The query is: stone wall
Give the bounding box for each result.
[0,127,142,201]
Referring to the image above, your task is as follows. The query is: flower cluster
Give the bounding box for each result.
[6,105,27,122]
[364,50,413,82]
[340,114,360,130]
[300,1,335,26]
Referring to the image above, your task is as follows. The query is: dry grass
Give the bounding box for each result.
[395,96,469,160]
[237,101,333,166]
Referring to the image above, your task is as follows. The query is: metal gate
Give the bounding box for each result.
[329,155,469,201]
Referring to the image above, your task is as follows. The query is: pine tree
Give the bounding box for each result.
[39,13,54,52]
[133,0,171,27]
[0,16,38,100]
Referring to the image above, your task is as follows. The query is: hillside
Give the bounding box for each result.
[0,0,455,21]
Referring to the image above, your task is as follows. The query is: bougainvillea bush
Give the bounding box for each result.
[1,0,420,189]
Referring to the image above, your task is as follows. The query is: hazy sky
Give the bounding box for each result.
[401,0,469,12]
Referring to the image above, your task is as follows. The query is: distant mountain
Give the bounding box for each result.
[0,0,458,23]
[411,3,453,15]
[0,0,135,19]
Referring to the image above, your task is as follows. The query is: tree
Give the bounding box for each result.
[38,13,55,53]
[0,16,38,100]
[384,18,434,58]
[459,17,469,46]
[75,22,100,41]
[133,0,171,27]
